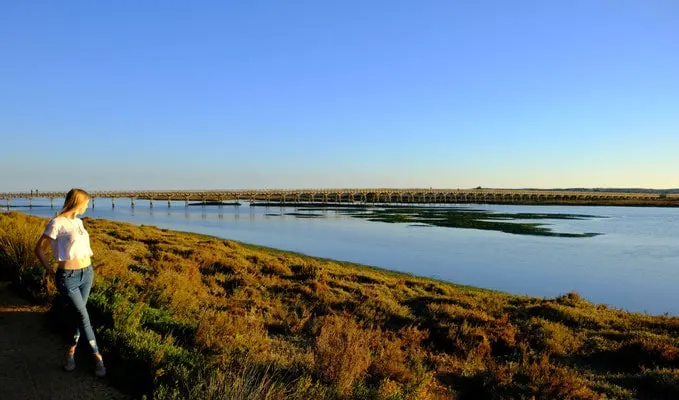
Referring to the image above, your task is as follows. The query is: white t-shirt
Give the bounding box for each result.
[43,216,94,261]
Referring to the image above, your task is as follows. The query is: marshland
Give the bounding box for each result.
[2,210,679,399]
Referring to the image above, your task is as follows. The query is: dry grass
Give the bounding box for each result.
[1,211,679,399]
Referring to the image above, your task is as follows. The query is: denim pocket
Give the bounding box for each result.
[56,269,76,292]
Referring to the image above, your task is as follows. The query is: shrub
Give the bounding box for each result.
[371,334,411,383]
[377,378,403,399]
[0,212,55,302]
[147,268,207,319]
[483,355,601,399]
[314,314,372,395]
[195,309,271,359]
[291,263,322,280]
[527,317,584,356]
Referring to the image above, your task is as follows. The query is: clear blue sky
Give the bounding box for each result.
[1,0,677,191]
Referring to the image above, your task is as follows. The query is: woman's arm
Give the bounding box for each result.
[34,235,56,279]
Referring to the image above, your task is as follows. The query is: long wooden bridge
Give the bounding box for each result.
[1,189,677,208]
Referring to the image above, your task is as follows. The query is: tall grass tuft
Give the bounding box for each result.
[0,212,54,301]
[154,357,306,400]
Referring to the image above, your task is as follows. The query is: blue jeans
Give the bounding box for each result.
[55,265,99,354]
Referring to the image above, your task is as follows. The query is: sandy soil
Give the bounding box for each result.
[0,282,129,400]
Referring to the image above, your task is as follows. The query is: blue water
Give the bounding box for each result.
[6,198,679,316]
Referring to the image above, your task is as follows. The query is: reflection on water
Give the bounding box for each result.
[5,197,679,315]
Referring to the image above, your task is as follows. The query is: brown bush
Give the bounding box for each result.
[261,258,292,276]
[195,309,270,359]
[371,326,429,387]
[519,356,602,399]
[291,262,322,281]
[148,268,207,319]
[284,304,313,334]
[528,317,584,356]
[612,336,679,371]
[448,320,492,359]
[484,314,518,356]
[371,333,411,383]
[556,291,583,306]
[484,355,602,399]
[0,212,55,301]
[377,378,403,399]
[314,314,371,395]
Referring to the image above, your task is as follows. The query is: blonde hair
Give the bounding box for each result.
[58,188,90,216]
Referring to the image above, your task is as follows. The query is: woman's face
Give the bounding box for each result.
[77,198,90,215]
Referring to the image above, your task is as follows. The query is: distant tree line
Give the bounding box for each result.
[518,188,679,194]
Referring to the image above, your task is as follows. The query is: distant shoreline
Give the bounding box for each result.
[248,199,679,208]
[3,199,679,209]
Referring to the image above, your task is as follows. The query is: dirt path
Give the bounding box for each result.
[0,282,129,400]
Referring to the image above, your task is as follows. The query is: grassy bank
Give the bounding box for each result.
[1,211,678,399]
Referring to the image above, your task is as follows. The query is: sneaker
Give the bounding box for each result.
[94,359,106,378]
[64,355,76,372]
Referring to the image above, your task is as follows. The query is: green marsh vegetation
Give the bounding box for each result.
[1,211,678,399]
[271,205,603,237]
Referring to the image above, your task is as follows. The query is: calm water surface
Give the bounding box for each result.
[8,199,679,316]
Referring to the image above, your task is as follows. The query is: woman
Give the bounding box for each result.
[34,188,106,377]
